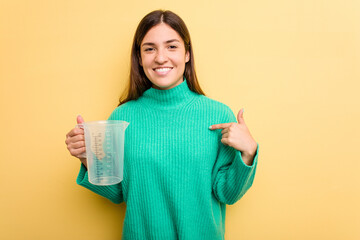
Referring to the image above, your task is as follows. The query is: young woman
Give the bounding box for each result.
[65,10,259,240]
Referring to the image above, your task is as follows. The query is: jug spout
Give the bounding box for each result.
[123,121,130,129]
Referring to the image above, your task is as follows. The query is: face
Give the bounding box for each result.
[140,23,190,90]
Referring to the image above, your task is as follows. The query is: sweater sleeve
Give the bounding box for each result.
[211,107,259,205]
[76,163,124,204]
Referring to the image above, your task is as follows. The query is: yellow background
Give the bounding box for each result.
[1,0,359,239]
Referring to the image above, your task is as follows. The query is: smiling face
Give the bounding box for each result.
[140,23,190,90]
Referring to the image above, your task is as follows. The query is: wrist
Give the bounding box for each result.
[241,142,257,166]
[80,158,87,169]
[243,141,257,158]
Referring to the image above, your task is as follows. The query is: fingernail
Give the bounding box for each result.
[209,126,212,129]
[242,108,245,113]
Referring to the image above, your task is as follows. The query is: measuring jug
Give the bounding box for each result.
[77,120,129,186]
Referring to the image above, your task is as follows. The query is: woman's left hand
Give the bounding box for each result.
[209,108,258,166]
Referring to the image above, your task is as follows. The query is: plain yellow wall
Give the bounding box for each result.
[1,0,359,239]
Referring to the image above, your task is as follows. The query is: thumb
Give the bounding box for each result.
[237,108,245,124]
[77,115,85,124]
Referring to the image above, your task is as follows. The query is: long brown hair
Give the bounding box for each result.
[118,10,205,106]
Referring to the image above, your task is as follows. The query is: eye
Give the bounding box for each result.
[168,45,178,49]
[144,48,154,52]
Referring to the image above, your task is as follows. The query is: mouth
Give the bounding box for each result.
[153,67,173,75]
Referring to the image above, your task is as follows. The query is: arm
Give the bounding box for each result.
[210,107,259,205]
[211,143,259,205]
[75,109,125,204]
[76,163,124,204]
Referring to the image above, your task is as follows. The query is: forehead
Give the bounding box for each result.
[141,23,183,44]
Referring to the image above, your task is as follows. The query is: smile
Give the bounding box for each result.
[154,67,173,72]
[153,67,173,76]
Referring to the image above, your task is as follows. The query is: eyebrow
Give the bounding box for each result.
[141,39,180,47]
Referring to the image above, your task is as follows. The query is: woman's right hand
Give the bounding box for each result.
[65,115,87,168]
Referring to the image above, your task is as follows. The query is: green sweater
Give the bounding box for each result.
[77,79,259,239]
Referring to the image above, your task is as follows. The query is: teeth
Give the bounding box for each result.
[155,68,172,72]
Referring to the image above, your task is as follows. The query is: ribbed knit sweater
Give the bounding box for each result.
[77,79,259,240]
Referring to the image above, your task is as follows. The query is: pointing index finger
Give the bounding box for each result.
[209,123,232,130]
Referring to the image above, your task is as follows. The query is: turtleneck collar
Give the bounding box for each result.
[140,78,199,110]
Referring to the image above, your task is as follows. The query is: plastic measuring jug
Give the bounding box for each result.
[77,120,129,186]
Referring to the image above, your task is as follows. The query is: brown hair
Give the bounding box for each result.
[118,10,205,106]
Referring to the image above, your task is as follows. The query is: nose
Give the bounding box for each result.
[155,49,168,64]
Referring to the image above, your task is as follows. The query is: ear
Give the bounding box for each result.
[185,51,190,63]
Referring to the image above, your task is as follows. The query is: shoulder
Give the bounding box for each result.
[197,95,233,114]
[195,95,236,122]
[108,100,139,120]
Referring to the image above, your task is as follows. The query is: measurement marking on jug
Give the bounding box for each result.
[91,132,105,161]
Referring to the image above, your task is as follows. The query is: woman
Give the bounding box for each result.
[65,10,259,240]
